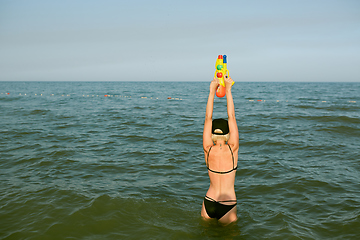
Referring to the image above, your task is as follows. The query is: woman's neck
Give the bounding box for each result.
[214,140,226,147]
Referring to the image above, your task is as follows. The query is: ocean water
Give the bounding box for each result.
[0,81,359,240]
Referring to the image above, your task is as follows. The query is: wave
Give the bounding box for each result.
[1,190,204,239]
[272,114,360,125]
[315,125,360,136]
[29,109,51,115]
[296,103,360,112]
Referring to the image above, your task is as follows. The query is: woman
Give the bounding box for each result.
[201,74,239,225]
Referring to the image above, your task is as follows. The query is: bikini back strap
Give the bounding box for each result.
[206,145,237,174]
[205,195,237,203]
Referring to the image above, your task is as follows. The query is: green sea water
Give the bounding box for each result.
[1,82,359,239]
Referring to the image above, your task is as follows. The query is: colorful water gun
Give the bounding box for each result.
[214,55,233,98]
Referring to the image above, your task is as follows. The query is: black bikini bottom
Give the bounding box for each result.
[204,196,237,220]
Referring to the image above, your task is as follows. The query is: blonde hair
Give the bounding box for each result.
[211,129,230,143]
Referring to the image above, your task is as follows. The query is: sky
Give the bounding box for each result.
[0,0,359,82]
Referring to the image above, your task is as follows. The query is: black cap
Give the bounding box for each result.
[212,119,229,135]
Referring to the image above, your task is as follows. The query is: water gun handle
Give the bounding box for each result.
[223,55,234,86]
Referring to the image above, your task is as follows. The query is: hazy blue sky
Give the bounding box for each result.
[1,0,359,82]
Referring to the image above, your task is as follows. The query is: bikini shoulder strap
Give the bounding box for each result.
[228,145,236,170]
[206,146,212,168]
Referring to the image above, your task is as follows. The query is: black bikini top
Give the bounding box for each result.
[206,145,237,174]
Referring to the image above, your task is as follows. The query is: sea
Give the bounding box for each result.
[0,81,359,240]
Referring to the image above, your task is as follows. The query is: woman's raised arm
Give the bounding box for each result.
[203,78,219,150]
[225,76,239,150]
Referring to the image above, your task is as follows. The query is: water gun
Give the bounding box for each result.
[214,55,234,98]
